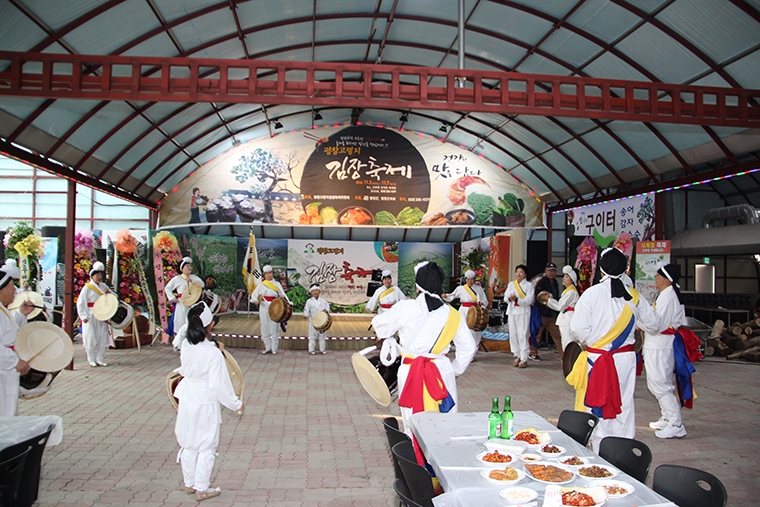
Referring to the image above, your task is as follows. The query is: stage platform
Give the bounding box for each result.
[210,312,378,350]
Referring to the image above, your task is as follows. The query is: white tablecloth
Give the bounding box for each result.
[0,415,63,451]
[411,411,675,507]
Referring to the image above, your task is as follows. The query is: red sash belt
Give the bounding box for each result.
[380,303,393,309]
[87,302,95,307]
[585,344,635,419]
[4,345,13,350]
[461,302,476,307]
[262,296,275,302]
[564,306,575,313]
[662,327,703,363]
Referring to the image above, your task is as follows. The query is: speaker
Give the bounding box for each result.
[370,269,383,282]
[366,281,381,297]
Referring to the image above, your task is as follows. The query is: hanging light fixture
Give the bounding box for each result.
[399,113,409,122]
[313,111,323,121]
[273,119,283,129]
[439,123,448,132]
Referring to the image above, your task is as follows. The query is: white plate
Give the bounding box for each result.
[538,444,566,458]
[481,467,526,485]
[523,461,577,485]
[484,438,529,455]
[593,480,635,499]
[513,428,551,446]
[499,486,538,504]
[476,450,518,466]
[518,453,542,463]
[555,455,592,467]
[561,485,608,506]
[576,464,620,480]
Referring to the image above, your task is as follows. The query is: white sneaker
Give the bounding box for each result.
[649,418,669,430]
[309,351,316,355]
[655,424,687,439]
[89,362,97,367]
[272,351,277,355]
[321,351,327,355]
[96,362,107,367]
[261,350,270,355]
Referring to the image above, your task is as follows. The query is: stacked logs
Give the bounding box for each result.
[704,318,760,361]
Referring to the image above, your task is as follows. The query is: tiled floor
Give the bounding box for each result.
[19,339,760,506]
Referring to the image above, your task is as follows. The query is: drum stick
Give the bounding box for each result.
[12,303,64,315]
[20,335,59,363]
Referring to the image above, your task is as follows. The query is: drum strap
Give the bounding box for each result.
[430,308,461,355]
[378,287,395,301]
[86,282,104,296]
[463,284,477,302]
[0,304,12,323]
[562,286,578,298]
[460,302,475,307]
[262,280,279,293]
[262,296,275,302]
[512,280,526,299]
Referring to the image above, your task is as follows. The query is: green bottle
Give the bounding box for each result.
[488,397,502,439]
[501,395,514,439]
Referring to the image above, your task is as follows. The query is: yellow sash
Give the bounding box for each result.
[566,289,640,411]
[262,280,279,293]
[378,287,395,301]
[463,284,477,302]
[0,304,11,323]
[562,286,578,298]
[513,280,526,299]
[86,282,104,296]
[415,308,462,411]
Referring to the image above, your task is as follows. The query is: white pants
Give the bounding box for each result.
[176,401,221,492]
[458,307,482,348]
[643,346,682,427]
[308,324,326,353]
[173,303,189,334]
[588,351,636,453]
[259,302,280,353]
[508,312,530,362]
[0,369,19,416]
[82,318,109,365]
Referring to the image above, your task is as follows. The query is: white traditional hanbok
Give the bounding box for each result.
[366,284,406,314]
[0,304,27,416]
[545,285,580,350]
[250,280,289,354]
[444,283,488,346]
[303,296,331,354]
[165,274,204,333]
[76,281,113,366]
[503,279,534,363]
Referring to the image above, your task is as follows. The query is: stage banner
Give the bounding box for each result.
[397,242,454,298]
[180,233,238,315]
[488,235,511,301]
[635,240,671,305]
[158,125,543,228]
[568,193,655,242]
[288,239,397,312]
[38,237,58,310]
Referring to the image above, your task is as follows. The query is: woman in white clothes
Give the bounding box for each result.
[174,301,243,502]
[303,284,331,355]
[540,265,580,351]
[0,259,34,416]
[250,265,290,354]
[165,257,204,335]
[443,269,488,347]
[365,270,405,314]
[504,264,534,368]
[76,261,114,367]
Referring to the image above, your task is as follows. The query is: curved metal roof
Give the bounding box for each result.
[0,0,759,213]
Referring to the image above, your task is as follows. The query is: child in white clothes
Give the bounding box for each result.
[303,284,330,355]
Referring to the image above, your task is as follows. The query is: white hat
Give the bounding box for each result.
[263,265,273,273]
[0,259,20,287]
[89,261,105,277]
[199,301,214,327]
[309,284,321,292]
[464,269,476,279]
[381,269,392,279]
[180,257,193,270]
[562,265,577,284]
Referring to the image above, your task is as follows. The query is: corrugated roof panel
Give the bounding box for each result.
[503,121,551,153]
[152,0,224,23]
[658,0,759,64]
[469,3,554,47]
[689,72,732,88]
[488,130,533,163]
[582,51,651,82]
[724,50,760,89]
[172,114,225,147]
[0,98,48,123]
[314,43,368,63]
[122,32,183,58]
[557,139,611,179]
[25,0,106,32]
[649,122,712,153]
[316,17,376,43]
[508,0,584,19]
[244,22,311,58]
[146,152,195,191]
[238,0,314,24]
[567,0,642,44]
[624,0,671,14]
[134,145,188,184]
[539,150,580,181]
[607,122,672,162]
[519,116,575,146]
[382,46,451,69]
[465,31,527,70]
[170,7,237,51]
[0,4,47,52]
[160,103,212,136]
[184,127,228,156]
[553,116,598,134]
[539,28,606,70]
[92,115,155,163]
[516,54,573,76]
[29,99,102,142]
[64,0,160,55]
[616,23,709,83]
[580,128,638,171]
[523,158,567,190]
[113,130,168,172]
[390,18,456,51]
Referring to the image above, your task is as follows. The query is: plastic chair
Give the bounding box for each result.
[383,417,410,485]
[0,445,31,507]
[557,410,599,447]
[653,464,727,507]
[393,478,425,507]
[16,423,56,507]
[598,436,652,483]
[391,441,436,507]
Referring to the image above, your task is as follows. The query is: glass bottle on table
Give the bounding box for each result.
[501,395,514,439]
[488,397,502,439]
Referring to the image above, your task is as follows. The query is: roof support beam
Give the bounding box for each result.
[0,51,757,128]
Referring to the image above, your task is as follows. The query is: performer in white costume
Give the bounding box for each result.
[641,263,690,439]
[165,257,204,335]
[503,264,534,368]
[174,301,243,502]
[0,259,33,416]
[76,261,114,367]
[250,265,290,354]
[569,248,659,452]
[541,265,580,350]
[372,262,476,441]
[443,269,488,347]
[365,270,406,314]
[303,284,330,355]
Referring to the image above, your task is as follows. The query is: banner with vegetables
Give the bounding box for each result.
[158,125,543,229]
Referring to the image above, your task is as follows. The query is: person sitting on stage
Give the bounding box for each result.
[372,261,476,450]
[76,261,114,367]
[538,265,580,351]
[443,269,489,348]
[0,259,34,416]
[568,247,659,452]
[365,269,405,314]
[250,265,290,355]
[174,301,243,502]
[303,284,330,355]
[504,264,534,368]
[165,257,204,336]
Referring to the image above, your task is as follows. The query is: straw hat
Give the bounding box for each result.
[93,293,119,321]
[562,341,582,378]
[15,322,74,372]
[181,282,203,307]
[9,291,45,320]
[351,352,391,407]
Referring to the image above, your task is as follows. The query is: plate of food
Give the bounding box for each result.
[556,455,592,467]
[477,450,518,465]
[561,486,607,506]
[499,486,538,504]
[539,444,566,458]
[594,480,635,499]
[481,466,526,485]
[524,461,576,485]
[513,427,551,446]
[576,464,619,480]
[337,206,374,225]
[518,453,542,463]
[445,209,476,225]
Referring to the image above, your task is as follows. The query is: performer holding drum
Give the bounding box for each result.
[365,270,406,314]
[0,259,35,416]
[443,270,489,348]
[165,257,205,336]
[76,261,115,367]
[250,265,290,355]
[303,284,330,355]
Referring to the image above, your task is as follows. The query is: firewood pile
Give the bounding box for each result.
[704,318,760,361]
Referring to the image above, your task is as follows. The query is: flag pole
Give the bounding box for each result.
[247,226,252,320]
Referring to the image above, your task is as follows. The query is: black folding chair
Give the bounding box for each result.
[393,478,424,507]
[0,445,31,507]
[598,436,652,483]
[16,423,56,507]
[557,410,599,447]
[653,464,727,507]
[383,417,410,486]
[392,441,436,507]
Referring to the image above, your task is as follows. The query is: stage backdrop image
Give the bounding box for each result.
[397,242,454,298]
[158,126,543,228]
